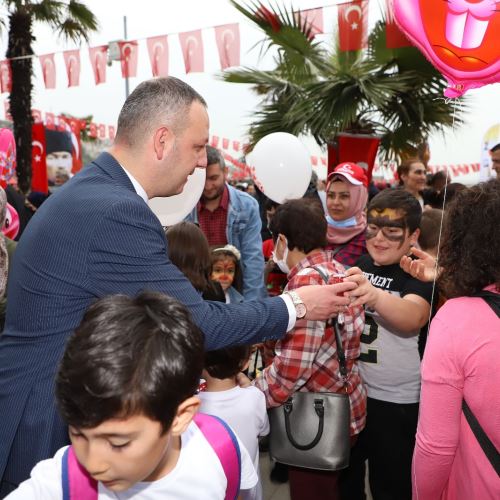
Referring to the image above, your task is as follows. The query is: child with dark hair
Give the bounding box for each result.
[6,292,257,499]
[211,244,244,303]
[200,345,269,500]
[343,188,434,500]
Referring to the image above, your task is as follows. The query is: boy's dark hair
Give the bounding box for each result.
[269,198,327,253]
[204,345,251,380]
[56,291,204,433]
[368,188,422,234]
[418,209,443,252]
[166,221,212,293]
[490,142,500,154]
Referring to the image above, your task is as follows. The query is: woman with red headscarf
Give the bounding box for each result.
[325,163,369,268]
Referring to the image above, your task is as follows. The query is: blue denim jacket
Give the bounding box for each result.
[186,184,267,301]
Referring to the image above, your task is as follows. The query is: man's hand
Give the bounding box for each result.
[236,372,252,388]
[294,281,356,320]
[344,267,380,309]
[400,247,438,283]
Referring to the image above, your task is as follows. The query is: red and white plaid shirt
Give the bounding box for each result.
[254,250,367,436]
[197,185,229,246]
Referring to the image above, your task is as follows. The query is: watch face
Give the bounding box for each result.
[296,303,307,318]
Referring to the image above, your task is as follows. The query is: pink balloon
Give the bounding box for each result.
[3,203,19,240]
[393,0,500,97]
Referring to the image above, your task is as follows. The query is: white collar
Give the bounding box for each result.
[120,165,148,203]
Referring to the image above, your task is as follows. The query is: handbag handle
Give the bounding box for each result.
[283,397,325,450]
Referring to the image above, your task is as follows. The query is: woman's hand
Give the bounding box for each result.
[400,247,438,283]
[344,267,380,309]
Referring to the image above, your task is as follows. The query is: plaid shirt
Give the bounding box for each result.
[254,250,367,436]
[197,185,229,246]
[326,231,367,268]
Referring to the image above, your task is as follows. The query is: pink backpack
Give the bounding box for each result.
[61,413,241,500]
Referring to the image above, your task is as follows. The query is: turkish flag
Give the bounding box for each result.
[179,30,204,73]
[32,109,42,122]
[385,0,411,48]
[108,126,116,140]
[222,138,229,149]
[31,123,48,194]
[147,35,169,77]
[211,136,219,147]
[119,41,139,78]
[295,8,324,37]
[0,60,12,93]
[89,123,97,138]
[98,124,106,139]
[337,1,368,51]
[45,112,56,130]
[328,133,380,182]
[39,53,56,89]
[63,50,80,87]
[89,45,108,85]
[311,156,318,166]
[67,118,83,173]
[232,140,240,151]
[214,24,240,69]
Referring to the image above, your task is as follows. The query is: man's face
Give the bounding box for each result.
[46,151,73,184]
[491,149,500,176]
[202,163,227,202]
[69,414,173,492]
[366,208,418,266]
[161,101,209,196]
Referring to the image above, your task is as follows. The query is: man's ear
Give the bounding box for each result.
[169,396,200,436]
[223,166,229,181]
[153,126,175,161]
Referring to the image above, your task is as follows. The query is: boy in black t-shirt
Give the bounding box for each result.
[342,189,433,500]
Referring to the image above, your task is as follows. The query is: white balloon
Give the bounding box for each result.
[149,168,206,226]
[250,132,311,204]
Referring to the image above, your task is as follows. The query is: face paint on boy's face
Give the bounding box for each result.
[366,209,407,246]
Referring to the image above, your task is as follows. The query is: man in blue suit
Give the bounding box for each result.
[0,77,355,495]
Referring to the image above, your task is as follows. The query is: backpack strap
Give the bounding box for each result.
[61,446,98,500]
[194,413,241,500]
[462,399,500,476]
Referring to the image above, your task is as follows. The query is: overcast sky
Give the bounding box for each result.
[0,0,499,177]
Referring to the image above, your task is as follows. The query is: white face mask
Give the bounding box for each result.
[272,237,290,274]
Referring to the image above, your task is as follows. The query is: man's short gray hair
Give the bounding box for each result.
[115,77,207,148]
[206,145,226,170]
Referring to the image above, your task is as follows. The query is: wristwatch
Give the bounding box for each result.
[285,290,307,319]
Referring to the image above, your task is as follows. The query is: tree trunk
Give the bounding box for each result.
[6,10,34,194]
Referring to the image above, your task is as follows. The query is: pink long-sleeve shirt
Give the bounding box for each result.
[412,287,500,500]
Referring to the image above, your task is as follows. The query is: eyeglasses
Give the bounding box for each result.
[366,224,405,242]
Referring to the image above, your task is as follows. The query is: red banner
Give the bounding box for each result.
[385,1,411,48]
[215,24,240,69]
[108,126,116,140]
[232,140,240,151]
[147,35,169,77]
[295,8,324,37]
[63,50,80,87]
[119,41,139,78]
[222,138,229,149]
[211,136,219,147]
[32,109,42,122]
[337,1,368,51]
[89,122,97,138]
[31,123,48,193]
[45,112,56,130]
[179,30,204,73]
[0,60,12,93]
[89,45,107,85]
[98,124,106,139]
[67,118,83,173]
[39,53,56,89]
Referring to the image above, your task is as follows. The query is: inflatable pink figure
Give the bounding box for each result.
[0,128,16,185]
[393,0,500,97]
[3,203,19,240]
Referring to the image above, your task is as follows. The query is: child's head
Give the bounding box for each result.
[166,221,211,293]
[211,245,243,292]
[418,209,443,257]
[56,291,204,491]
[366,189,422,265]
[204,345,252,380]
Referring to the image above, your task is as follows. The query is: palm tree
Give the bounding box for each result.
[4,0,98,193]
[223,1,465,162]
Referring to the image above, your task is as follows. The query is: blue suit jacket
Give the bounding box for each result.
[0,153,288,491]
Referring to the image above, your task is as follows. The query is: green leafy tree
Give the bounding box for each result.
[224,1,465,162]
[4,0,98,193]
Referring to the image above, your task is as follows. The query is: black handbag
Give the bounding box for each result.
[268,266,351,471]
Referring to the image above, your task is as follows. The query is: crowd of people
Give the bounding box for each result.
[0,76,498,500]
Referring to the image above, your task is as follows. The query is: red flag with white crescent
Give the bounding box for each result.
[295,8,324,37]
[214,24,240,69]
[31,123,48,193]
[211,136,220,147]
[39,53,56,89]
[179,30,204,73]
[118,41,139,78]
[63,50,81,87]
[45,112,56,130]
[89,46,108,85]
[108,126,116,140]
[67,118,83,173]
[337,1,368,51]
[98,124,106,139]
[147,35,169,77]
[222,138,229,149]
[89,123,97,138]
[0,60,12,93]
[32,109,42,122]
